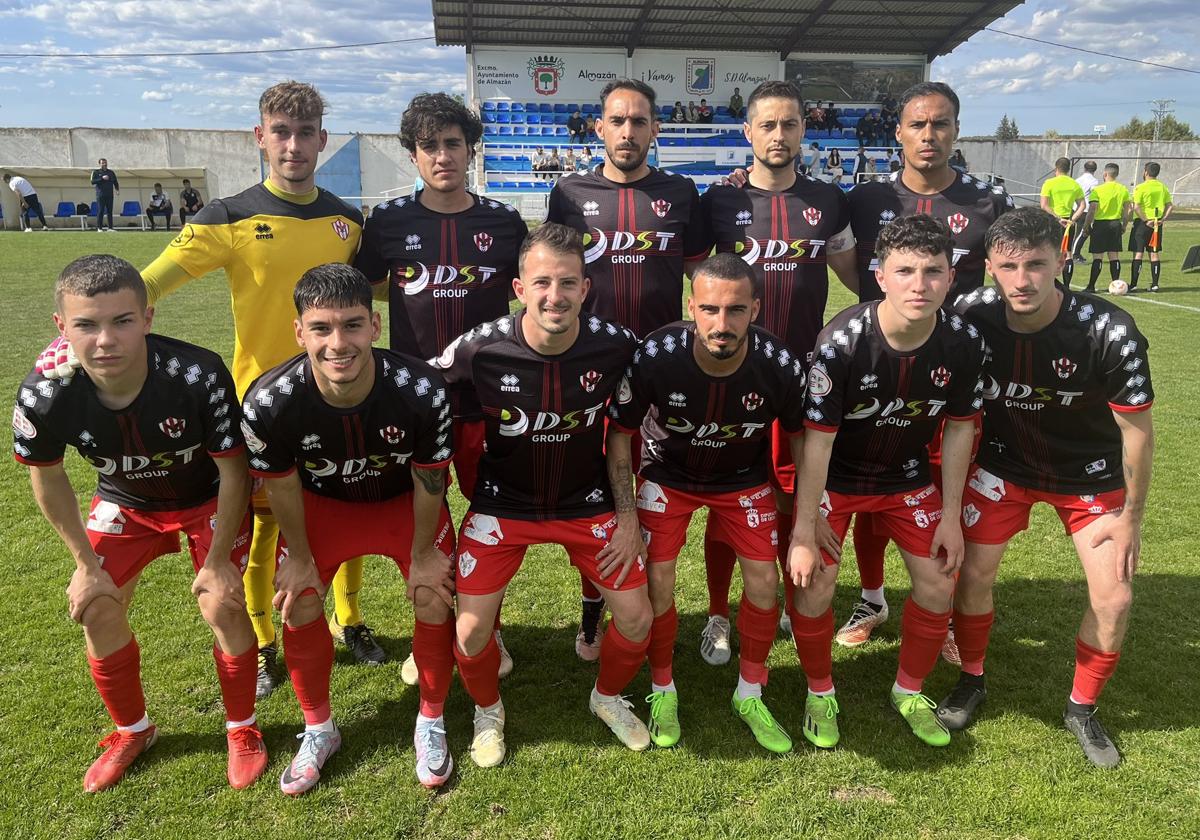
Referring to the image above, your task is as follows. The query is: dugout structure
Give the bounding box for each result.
[0,166,207,230]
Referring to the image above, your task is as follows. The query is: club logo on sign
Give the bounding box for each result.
[1052,357,1077,380]
[528,54,565,96]
[947,213,969,234]
[685,58,715,95]
[651,199,671,218]
[332,219,350,241]
[159,417,186,439]
[580,369,603,393]
[803,206,822,226]
[474,231,493,252]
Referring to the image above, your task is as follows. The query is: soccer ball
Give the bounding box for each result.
[1108,279,1129,296]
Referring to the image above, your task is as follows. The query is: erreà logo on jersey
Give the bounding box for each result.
[159,417,186,438]
[579,370,603,393]
[397,263,500,296]
[947,213,969,234]
[803,206,822,226]
[474,232,493,252]
[331,219,350,241]
[498,402,606,439]
[582,229,676,264]
[651,199,671,218]
[734,237,826,265]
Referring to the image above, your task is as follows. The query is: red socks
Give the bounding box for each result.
[1072,637,1121,705]
[895,597,951,692]
[596,623,650,697]
[953,610,995,677]
[212,644,257,723]
[455,632,501,708]
[413,619,455,718]
[648,603,679,686]
[736,595,778,685]
[283,616,335,725]
[703,516,737,618]
[852,513,888,590]
[790,608,835,693]
[89,637,145,728]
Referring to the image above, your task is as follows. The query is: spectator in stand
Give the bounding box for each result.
[580,146,594,170]
[827,147,843,183]
[563,147,577,173]
[670,101,687,123]
[687,100,699,122]
[807,142,824,179]
[532,146,549,179]
[697,99,713,124]
[853,144,870,180]
[90,158,119,232]
[856,112,876,147]
[888,147,902,169]
[807,101,826,128]
[880,98,899,144]
[179,178,204,226]
[146,183,174,231]
[360,203,371,219]
[949,149,968,171]
[3,172,48,231]
[728,87,744,119]
[546,148,562,181]
[824,101,840,132]
[567,109,588,143]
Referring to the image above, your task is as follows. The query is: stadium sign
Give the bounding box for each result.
[529,55,565,96]
[474,46,626,100]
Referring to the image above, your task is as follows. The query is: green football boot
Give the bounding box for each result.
[891,689,951,747]
[732,693,793,754]
[802,692,841,749]
[646,690,681,748]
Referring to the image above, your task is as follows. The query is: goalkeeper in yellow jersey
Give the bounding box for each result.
[38,81,375,697]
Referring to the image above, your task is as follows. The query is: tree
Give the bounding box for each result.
[1113,114,1196,141]
[995,114,1020,141]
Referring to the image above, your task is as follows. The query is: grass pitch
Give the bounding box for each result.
[1,227,1198,840]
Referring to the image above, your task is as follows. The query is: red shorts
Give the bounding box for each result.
[637,480,779,563]
[454,510,648,596]
[453,419,486,501]
[769,421,803,495]
[282,490,455,585]
[962,465,1126,544]
[821,484,944,564]
[85,495,251,588]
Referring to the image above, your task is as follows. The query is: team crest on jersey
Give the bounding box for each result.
[474,232,493,252]
[580,369,603,393]
[12,406,36,439]
[930,366,952,388]
[962,503,981,528]
[803,206,822,226]
[380,425,404,445]
[332,219,350,241]
[947,213,969,234]
[742,392,764,411]
[159,417,186,438]
[458,550,477,578]
[808,366,833,398]
[651,199,671,218]
[1052,357,1077,379]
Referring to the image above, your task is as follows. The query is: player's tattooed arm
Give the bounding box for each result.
[596,428,647,588]
[1091,407,1154,582]
[413,465,447,495]
[28,463,121,622]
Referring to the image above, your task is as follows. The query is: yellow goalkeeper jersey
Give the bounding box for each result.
[141,179,363,396]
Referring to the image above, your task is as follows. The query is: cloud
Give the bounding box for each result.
[141,90,172,101]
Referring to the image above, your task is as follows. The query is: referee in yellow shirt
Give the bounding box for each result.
[140,82,378,697]
[1083,163,1133,292]
[1129,162,1173,292]
[1040,157,1087,287]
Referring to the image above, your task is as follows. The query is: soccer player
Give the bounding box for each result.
[354,93,528,683]
[694,79,855,663]
[547,78,708,660]
[938,207,1154,768]
[1082,163,1132,293]
[609,254,809,752]
[1128,162,1173,292]
[14,255,266,792]
[434,223,652,764]
[789,215,985,748]
[1039,157,1087,287]
[829,81,1012,648]
[241,264,458,792]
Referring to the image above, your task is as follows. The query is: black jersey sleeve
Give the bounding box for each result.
[608,353,651,433]
[240,386,296,478]
[203,362,245,457]
[946,325,987,420]
[546,183,567,225]
[431,327,482,389]
[802,341,849,432]
[12,375,66,466]
[1099,314,1154,411]
[778,356,809,434]
[682,180,710,261]
[411,369,456,469]
[353,211,389,283]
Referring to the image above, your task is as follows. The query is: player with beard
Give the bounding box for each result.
[355,93,527,684]
[242,265,458,792]
[829,82,1012,650]
[789,215,984,749]
[548,79,708,661]
[434,224,652,764]
[938,208,1154,769]
[693,80,856,662]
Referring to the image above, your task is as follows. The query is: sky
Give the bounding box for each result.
[0,0,1196,138]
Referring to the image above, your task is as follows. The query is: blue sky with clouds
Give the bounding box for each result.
[0,0,1195,137]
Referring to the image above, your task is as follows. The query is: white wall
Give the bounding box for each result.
[633,49,777,106]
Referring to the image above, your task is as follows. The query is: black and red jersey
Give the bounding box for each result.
[354,191,528,419]
[433,310,638,520]
[805,302,985,495]
[241,349,452,503]
[13,334,243,511]
[848,171,1013,302]
[700,178,851,358]
[954,286,1153,494]
[611,322,806,493]
[547,165,708,337]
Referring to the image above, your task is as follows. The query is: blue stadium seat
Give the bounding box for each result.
[496,101,509,111]
[553,103,567,113]
[499,126,512,136]
[482,101,496,111]
[510,102,524,112]
[89,201,99,218]
[541,126,556,136]
[555,126,568,136]
[482,112,497,124]
[526,102,539,111]
[539,103,552,113]
[54,201,75,218]
[512,125,527,136]
[567,103,580,112]
[554,113,568,125]
[582,104,599,115]
[527,113,542,125]
[496,113,510,124]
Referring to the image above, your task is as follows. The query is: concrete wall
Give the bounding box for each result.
[956,139,1200,206]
